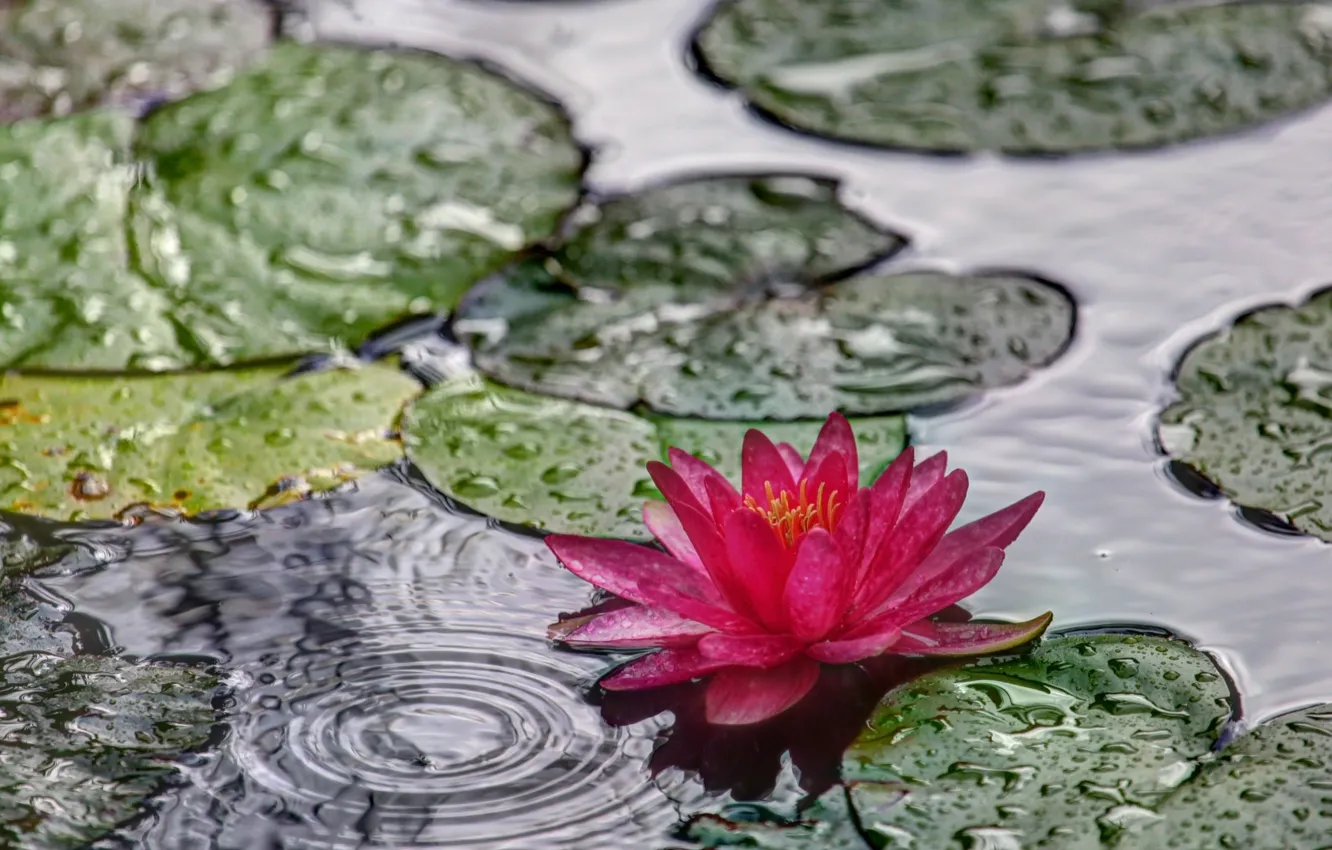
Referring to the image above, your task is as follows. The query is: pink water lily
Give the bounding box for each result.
[547,413,1051,725]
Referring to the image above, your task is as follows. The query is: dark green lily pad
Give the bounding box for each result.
[0,594,219,848]
[839,634,1233,849]
[1159,288,1332,541]
[401,372,906,538]
[1131,705,1332,850]
[0,43,583,371]
[693,0,1332,154]
[0,361,420,520]
[0,0,272,123]
[459,175,1072,419]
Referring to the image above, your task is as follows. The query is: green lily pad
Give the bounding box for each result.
[1159,289,1332,541]
[459,175,1072,419]
[0,43,583,371]
[401,372,906,538]
[840,634,1234,849]
[692,0,1332,154]
[0,593,219,848]
[0,361,420,520]
[1130,705,1332,850]
[0,0,272,123]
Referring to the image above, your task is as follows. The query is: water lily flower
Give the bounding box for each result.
[547,413,1051,725]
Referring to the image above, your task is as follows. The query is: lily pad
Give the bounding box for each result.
[0,361,420,520]
[1159,289,1332,541]
[0,593,219,847]
[693,0,1332,154]
[682,787,888,849]
[401,372,906,538]
[458,176,1072,419]
[0,43,583,371]
[1132,705,1332,850]
[0,0,272,123]
[840,634,1234,848]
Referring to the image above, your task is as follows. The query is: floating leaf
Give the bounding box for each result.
[1133,705,1332,850]
[0,43,583,371]
[841,635,1233,848]
[0,362,420,520]
[459,176,1072,419]
[1159,289,1332,541]
[693,0,1332,154]
[0,0,272,122]
[682,787,886,849]
[401,373,906,538]
[0,594,218,847]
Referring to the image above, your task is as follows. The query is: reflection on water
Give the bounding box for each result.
[38,467,707,849]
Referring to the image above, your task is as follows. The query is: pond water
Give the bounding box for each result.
[17,0,1332,846]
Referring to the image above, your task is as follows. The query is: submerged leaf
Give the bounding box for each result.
[0,43,583,370]
[0,594,218,847]
[841,635,1234,848]
[693,0,1332,154]
[460,176,1072,419]
[401,373,906,538]
[0,362,420,520]
[1160,288,1332,541]
[0,0,272,122]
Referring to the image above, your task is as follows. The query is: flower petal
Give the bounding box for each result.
[636,576,760,633]
[742,429,797,504]
[704,658,821,725]
[705,475,742,522]
[894,613,1053,656]
[673,500,752,614]
[776,442,806,481]
[642,500,705,574]
[668,447,739,516]
[804,412,858,492]
[858,447,914,581]
[698,633,804,668]
[806,627,902,664]
[783,528,854,642]
[600,648,733,690]
[563,606,715,648]
[902,450,947,514]
[899,491,1044,598]
[847,547,1006,639]
[804,451,851,522]
[723,509,794,630]
[833,489,871,572]
[850,469,970,620]
[648,460,709,518]
[547,534,720,607]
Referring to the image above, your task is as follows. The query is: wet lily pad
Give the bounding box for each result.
[0,594,219,847]
[401,372,906,538]
[458,176,1072,419]
[0,43,583,371]
[692,0,1332,154]
[0,0,272,122]
[1159,289,1332,541]
[1134,705,1332,850]
[840,634,1233,848]
[0,361,420,520]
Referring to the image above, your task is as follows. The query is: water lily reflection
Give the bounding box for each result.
[547,412,1051,725]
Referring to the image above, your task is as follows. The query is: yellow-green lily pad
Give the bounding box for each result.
[0,361,420,519]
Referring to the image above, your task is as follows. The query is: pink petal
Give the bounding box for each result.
[902,451,947,514]
[648,461,709,518]
[804,452,851,522]
[698,633,804,668]
[857,447,914,582]
[776,442,806,481]
[850,469,970,620]
[894,612,1053,656]
[832,489,871,572]
[600,648,733,690]
[564,605,716,648]
[783,528,855,642]
[673,500,752,615]
[547,534,720,607]
[899,492,1044,598]
[742,429,796,504]
[642,500,705,574]
[806,627,902,664]
[705,475,742,523]
[804,412,859,492]
[704,658,821,725]
[668,447,739,515]
[848,547,1006,639]
[723,509,794,631]
[635,576,760,633]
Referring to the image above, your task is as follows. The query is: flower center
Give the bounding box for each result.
[743,480,843,547]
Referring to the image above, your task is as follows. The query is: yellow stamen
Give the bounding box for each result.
[744,478,843,547]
